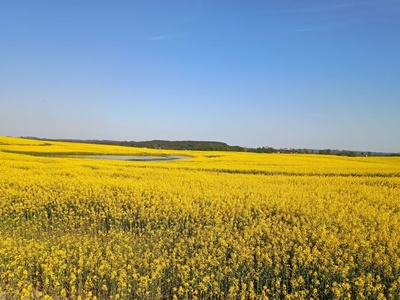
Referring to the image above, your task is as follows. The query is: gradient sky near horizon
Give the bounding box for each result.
[1,1,399,152]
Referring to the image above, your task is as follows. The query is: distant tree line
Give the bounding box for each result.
[83,140,244,152]
[21,137,400,157]
[246,147,399,157]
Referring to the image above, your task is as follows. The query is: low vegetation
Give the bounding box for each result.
[1,137,400,299]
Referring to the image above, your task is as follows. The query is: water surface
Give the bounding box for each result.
[78,155,187,161]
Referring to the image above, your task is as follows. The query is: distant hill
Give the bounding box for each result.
[20,137,399,156]
[22,137,245,152]
[90,139,245,151]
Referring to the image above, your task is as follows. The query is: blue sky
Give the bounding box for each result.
[1,0,399,152]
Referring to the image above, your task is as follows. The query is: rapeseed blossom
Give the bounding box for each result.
[0,136,400,299]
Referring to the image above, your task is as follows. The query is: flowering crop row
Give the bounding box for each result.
[1,137,400,299]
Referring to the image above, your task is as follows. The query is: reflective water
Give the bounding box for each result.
[78,155,188,161]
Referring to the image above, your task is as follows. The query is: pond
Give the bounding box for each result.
[77,155,188,161]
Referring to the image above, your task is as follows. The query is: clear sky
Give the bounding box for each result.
[1,1,399,152]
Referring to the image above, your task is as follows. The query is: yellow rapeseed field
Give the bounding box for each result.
[1,136,400,299]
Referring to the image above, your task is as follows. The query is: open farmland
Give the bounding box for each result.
[1,137,400,299]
